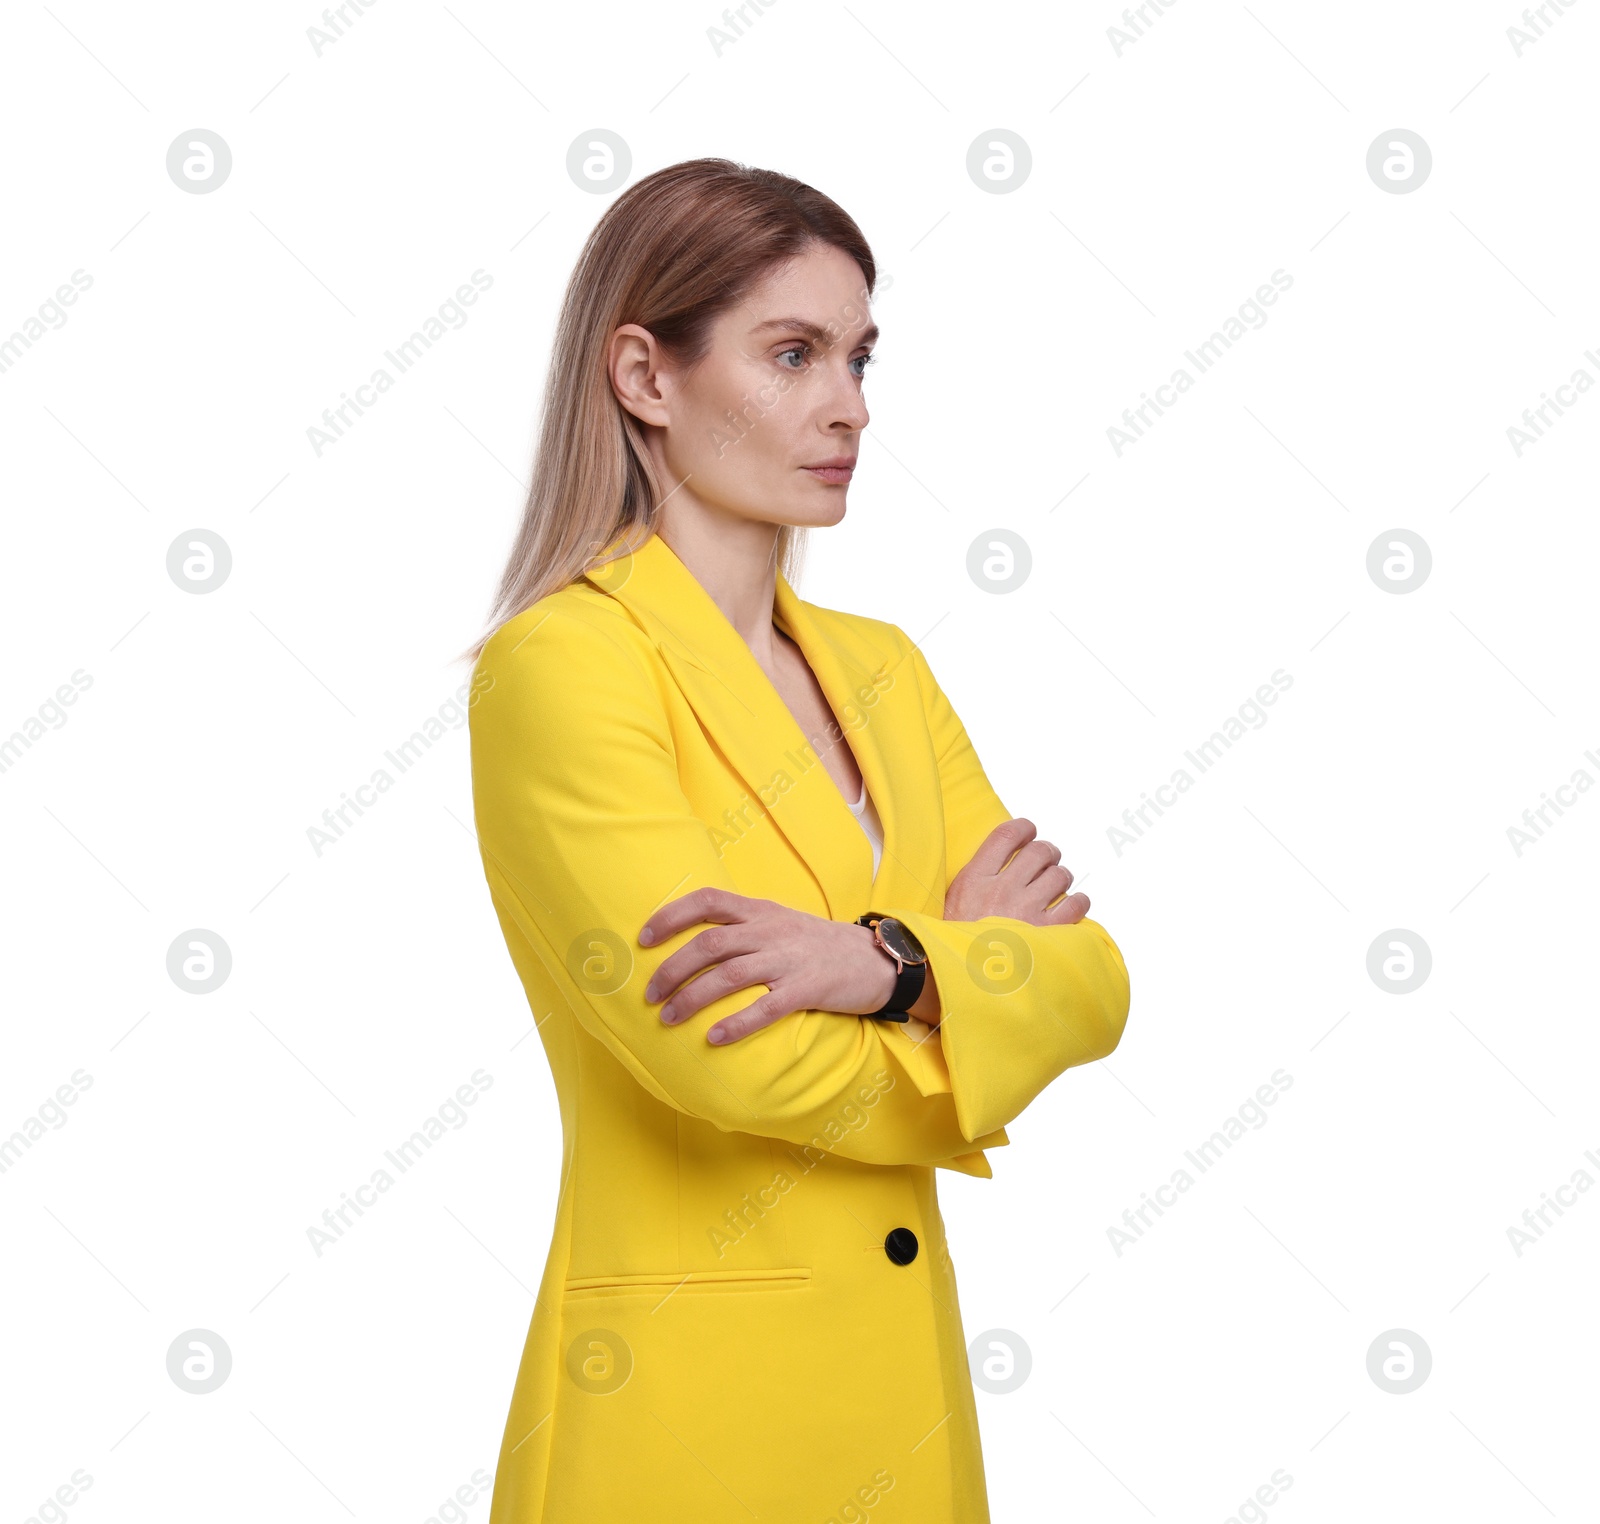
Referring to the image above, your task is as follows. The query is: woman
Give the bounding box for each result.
[465,158,1131,1523]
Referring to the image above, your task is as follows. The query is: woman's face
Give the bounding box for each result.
[611,241,876,531]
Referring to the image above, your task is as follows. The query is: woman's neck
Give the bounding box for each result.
[655,507,784,668]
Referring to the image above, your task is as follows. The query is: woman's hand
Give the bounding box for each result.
[640,889,899,1045]
[944,818,1090,926]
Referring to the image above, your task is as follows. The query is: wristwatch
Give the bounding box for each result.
[855,913,929,1021]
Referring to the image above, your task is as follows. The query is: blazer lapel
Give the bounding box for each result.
[581,531,944,924]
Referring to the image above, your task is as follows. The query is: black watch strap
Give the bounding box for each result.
[878,957,925,1019]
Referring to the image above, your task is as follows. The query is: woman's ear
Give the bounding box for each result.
[609,323,672,427]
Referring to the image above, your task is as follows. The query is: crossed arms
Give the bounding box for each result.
[468,607,1130,1166]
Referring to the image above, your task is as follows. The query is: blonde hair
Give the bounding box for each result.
[461,157,878,663]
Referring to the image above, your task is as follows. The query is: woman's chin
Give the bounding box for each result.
[772,494,851,530]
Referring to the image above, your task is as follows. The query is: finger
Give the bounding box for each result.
[708,990,799,1045]
[1023,840,1064,882]
[967,818,1037,879]
[1040,891,1090,925]
[1002,839,1061,883]
[646,922,761,1006]
[1026,864,1076,909]
[659,953,771,1026]
[640,886,756,948]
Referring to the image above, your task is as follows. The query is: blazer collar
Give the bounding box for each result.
[581,529,942,924]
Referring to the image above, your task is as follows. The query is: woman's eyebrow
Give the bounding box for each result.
[749,316,880,347]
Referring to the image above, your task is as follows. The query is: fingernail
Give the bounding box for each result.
[639,927,654,945]
[707,1026,726,1044]
[644,982,657,1000]
[660,1006,675,1024]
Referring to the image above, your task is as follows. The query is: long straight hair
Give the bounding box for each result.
[461,157,877,663]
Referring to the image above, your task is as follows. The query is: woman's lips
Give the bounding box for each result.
[802,464,854,484]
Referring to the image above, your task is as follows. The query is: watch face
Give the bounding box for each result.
[878,918,927,965]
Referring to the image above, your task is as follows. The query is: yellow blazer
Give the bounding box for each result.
[468,529,1131,1523]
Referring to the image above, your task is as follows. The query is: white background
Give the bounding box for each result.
[3,1,1597,1520]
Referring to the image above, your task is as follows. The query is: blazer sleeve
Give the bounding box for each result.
[875,635,1132,1143]
[468,606,1009,1171]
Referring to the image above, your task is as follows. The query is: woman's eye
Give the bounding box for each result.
[775,346,876,377]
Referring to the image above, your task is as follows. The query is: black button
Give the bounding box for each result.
[884,1227,919,1265]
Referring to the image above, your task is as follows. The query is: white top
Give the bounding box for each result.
[845,775,884,879]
